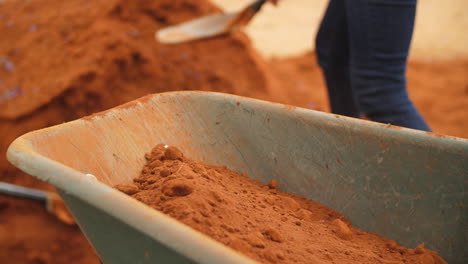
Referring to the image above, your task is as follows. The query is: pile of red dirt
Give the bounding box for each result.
[0,0,280,172]
[115,144,446,264]
[0,0,466,263]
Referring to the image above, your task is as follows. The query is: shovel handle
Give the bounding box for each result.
[249,0,267,13]
[0,182,48,203]
[227,0,268,31]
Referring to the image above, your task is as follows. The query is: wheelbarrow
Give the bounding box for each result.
[7,92,467,264]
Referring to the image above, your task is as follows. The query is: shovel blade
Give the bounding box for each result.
[156,12,238,44]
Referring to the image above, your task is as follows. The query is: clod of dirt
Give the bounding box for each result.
[415,243,426,254]
[164,146,184,160]
[149,159,163,168]
[162,179,194,197]
[114,145,447,264]
[160,168,172,177]
[262,228,283,243]
[228,237,250,252]
[331,219,352,240]
[267,179,278,189]
[245,232,266,248]
[115,183,140,195]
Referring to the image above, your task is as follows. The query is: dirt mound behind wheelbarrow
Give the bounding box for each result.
[0,0,278,263]
[115,144,446,264]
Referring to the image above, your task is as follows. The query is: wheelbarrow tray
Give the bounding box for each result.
[7,92,468,263]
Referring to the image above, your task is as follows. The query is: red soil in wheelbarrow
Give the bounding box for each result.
[115,145,447,264]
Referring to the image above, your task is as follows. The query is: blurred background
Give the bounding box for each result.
[0,0,466,263]
[215,0,468,60]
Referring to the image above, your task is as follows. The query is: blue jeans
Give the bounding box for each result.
[315,0,431,131]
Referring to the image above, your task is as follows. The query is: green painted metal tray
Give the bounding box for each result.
[7,92,467,263]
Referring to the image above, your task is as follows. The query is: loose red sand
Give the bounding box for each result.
[0,0,466,263]
[115,144,446,264]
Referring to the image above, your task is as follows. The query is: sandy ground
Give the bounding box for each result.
[213,0,468,60]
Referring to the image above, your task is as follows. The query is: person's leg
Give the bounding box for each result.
[345,0,430,131]
[316,0,360,118]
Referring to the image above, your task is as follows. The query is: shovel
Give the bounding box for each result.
[156,0,267,44]
[0,182,75,225]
